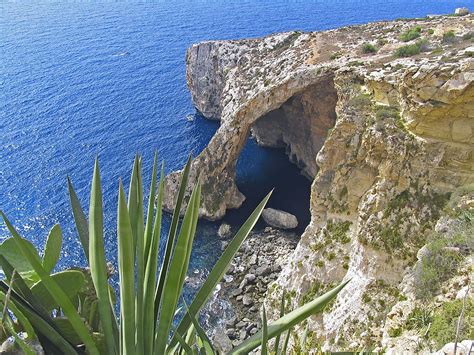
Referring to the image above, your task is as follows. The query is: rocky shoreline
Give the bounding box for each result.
[211,227,299,351]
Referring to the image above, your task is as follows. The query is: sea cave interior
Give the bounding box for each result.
[224,76,338,234]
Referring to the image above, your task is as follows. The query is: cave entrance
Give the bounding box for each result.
[224,77,338,234]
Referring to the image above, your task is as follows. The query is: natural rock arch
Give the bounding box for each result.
[163,70,338,220]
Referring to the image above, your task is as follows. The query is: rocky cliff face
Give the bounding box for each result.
[166,13,473,352]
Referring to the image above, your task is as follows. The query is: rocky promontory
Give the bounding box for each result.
[168,12,473,353]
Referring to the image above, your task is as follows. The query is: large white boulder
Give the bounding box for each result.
[436,340,473,354]
[455,7,469,16]
[261,208,298,230]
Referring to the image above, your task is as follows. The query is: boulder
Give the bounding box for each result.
[437,340,473,354]
[242,294,254,306]
[218,223,232,238]
[262,208,298,230]
[212,329,233,353]
[255,265,272,277]
[455,7,469,16]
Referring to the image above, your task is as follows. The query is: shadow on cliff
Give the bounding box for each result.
[223,137,312,234]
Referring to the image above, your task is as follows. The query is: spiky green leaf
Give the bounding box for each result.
[261,305,268,355]
[117,179,136,355]
[42,224,62,273]
[154,183,200,354]
[154,155,192,322]
[143,162,164,354]
[88,159,117,354]
[67,177,89,261]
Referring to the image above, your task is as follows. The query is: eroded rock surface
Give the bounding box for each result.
[164,14,473,221]
[166,13,474,352]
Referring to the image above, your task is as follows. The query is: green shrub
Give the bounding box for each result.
[362,43,378,54]
[442,30,456,43]
[388,327,402,338]
[375,105,400,121]
[462,31,473,41]
[326,220,352,244]
[330,51,342,60]
[349,93,372,108]
[395,43,421,57]
[348,60,364,67]
[415,232,468,299]
[428,300,474,349]
[446,184,474,214]
[427,29,434,35]
[394,39,429,57]
[400,26,422,42]
[406,306,433,331]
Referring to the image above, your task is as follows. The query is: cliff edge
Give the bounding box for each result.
[166,13,473,352]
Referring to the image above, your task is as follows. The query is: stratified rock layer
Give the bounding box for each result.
[166,13,474,352]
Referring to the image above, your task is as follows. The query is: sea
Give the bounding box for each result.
[1,0,472,326]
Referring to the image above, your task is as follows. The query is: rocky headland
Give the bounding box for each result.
[170,12,473,353]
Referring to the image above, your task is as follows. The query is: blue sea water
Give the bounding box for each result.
[1,0,473,305]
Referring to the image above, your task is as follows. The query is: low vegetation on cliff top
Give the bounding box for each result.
[394,38,429,57]
[399,26,422,42]
[361,42,378,54]
[0,156,347,354]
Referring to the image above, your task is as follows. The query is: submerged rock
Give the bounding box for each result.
[262,208,298,230]
[218,223,232,238]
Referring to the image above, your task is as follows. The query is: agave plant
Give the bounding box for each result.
[0,155,347,354]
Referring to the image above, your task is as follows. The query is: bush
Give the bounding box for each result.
[429,299,474,349]
[375,105,400,120]
[400,26,422,42]
[406,306,433,331]
[349,93,372,108]
[394,39,429,57]
[427,29,435,35]
[415,231,469,299]
[442,30,456,43]
[446,184,474,214]
[362,43,378,54]
[462,31,473,41]
[395,43,421,57]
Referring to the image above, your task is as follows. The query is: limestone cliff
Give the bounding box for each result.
[166,13,473,352]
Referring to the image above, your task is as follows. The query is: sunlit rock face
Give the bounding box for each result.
[164,13,474,352]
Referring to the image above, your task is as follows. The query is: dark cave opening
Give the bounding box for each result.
[223,78,338,234]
